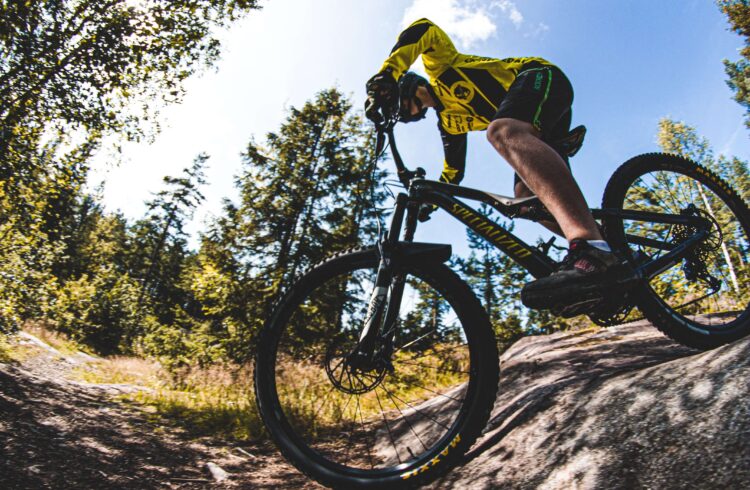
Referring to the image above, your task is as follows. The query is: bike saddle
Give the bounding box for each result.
[486,193,540,208]
[552,125,586,157]
[487,193,551,221]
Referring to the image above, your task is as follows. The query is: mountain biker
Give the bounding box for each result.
[365,18,630,311]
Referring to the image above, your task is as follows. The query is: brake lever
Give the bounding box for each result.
[375,130,385,156]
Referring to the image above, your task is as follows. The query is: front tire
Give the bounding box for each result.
[602,153,750,349]
[254,248,499,488]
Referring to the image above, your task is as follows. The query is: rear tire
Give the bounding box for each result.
[254,248,499,488]
[602,153,750,349]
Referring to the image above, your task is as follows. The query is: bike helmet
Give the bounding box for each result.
[398,72,429,122]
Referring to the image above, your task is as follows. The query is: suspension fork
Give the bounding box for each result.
[353,193,418,364]
[382,195,420,344]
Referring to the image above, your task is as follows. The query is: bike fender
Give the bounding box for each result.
[393,242,452,263]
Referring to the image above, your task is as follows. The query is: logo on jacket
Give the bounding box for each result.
[452,82,473,100]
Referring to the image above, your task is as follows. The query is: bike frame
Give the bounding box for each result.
[353,125,712,360]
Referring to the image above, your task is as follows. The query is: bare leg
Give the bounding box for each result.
[487,118,602,242]
[514,180,565,237]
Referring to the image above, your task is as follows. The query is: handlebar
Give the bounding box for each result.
[370,103,425,188]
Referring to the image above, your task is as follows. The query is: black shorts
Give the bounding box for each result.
[493,65,574,186]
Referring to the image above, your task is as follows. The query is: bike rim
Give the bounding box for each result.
[619,168,750,332]
[266,259,478,478]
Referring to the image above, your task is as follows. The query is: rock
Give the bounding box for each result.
[433,321,750,489]
[206,462,229,482]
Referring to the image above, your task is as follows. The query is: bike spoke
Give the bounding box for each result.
[356,396,376,470]
[312,383,337,422]
[403,342,468,362]
[394,328,439,352]
[374,388,403,465]
[403,379,464,405]
[382,382,453,431]
[380,384,429,452]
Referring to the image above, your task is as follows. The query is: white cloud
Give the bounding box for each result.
[525,22,550,40]
[401,0,497,49]
[401,0,541,50]
[491,0,523,28]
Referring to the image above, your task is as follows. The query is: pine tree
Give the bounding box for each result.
[131,154,208,325]
[718,0,750,128]
[184,88,386,362]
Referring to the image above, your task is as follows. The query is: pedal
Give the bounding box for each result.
[523,283,605,314]
[552,297,604,318]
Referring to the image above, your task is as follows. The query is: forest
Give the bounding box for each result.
[1,0,749,441]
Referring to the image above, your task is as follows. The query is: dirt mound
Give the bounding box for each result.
[0,335,320,490]
[2,323,748,489]
[434,321,750,489]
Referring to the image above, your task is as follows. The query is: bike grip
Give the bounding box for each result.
[375,130,385,155]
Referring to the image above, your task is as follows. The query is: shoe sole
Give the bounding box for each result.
[521,271,640,313]
[521,281,604,311]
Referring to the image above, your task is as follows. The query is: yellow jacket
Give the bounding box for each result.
[378,18,554,183]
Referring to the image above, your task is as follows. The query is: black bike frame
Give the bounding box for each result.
[381,124,712,279]
[355,125,711,356]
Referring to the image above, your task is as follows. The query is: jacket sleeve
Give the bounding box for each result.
[439,127,467,185]
[378,18,458,81]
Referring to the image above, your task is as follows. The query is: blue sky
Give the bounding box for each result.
[90,0,749,254]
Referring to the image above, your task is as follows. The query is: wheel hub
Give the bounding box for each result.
[324,338,389,395]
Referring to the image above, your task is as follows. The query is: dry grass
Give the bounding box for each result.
[129,363,264,441]
[18,322,471,444]
[74,356,162,386]
[81,348,467,444]
[23,320,85,356]
[76,357,265,441]
[276,345,470,437]
[0,335,12,363]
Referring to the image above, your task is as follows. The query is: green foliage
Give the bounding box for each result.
[52,266,154,355]
[0,129,94,331]
[657,117,750,195]
[0,0,259,338]
[182,89,387,362]
[0,334,12,363]
[0,0,261,155]
[718,0,750,128]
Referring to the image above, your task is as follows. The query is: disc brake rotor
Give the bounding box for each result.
[324,337,388,395]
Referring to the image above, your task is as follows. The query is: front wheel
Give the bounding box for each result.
[602,153,750,349]
[254,248,499,488]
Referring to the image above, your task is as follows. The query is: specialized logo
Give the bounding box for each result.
[452,81,473,100]
[533,71,544,91]
[450,203,533,259]
[401,434,461,480]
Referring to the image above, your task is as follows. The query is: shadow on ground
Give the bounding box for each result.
[434,321,750,489]
[0,359,318,489]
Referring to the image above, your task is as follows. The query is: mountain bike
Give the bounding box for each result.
[254,109,750,488]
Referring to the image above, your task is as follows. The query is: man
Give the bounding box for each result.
[365,18,630,313]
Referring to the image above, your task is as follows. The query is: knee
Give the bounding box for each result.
[486,119,525,154]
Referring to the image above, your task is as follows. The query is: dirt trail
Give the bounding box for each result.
[0,336,320,489]
[3,323,749,489]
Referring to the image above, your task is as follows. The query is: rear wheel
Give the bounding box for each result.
[254,248,499,488]
[602,153,750,349]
